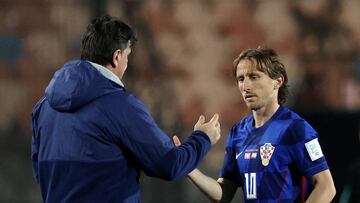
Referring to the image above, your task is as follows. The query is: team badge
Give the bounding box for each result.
[260,143,275,166]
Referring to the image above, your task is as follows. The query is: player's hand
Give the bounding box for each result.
[194,114,221,145]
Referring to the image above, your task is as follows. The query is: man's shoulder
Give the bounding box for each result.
[278,106,302,120]
[98,91,150,116]
[277,117,317,145]
[32,97,48,119]
[277,107,314,129]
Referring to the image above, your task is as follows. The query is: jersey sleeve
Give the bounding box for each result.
[109,94,211,180]
[287,120,329,177]
[219,125,242,186]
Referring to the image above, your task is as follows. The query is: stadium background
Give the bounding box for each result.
[0,0,359,202]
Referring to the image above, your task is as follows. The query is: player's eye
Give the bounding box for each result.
[238,77,244,82]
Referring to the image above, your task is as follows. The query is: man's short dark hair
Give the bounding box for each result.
[80,14,137,66]
[233,47,289,105]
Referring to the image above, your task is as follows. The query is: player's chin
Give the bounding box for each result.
[247,103,261,111]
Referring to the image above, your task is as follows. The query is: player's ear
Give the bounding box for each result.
[274,75,284,90]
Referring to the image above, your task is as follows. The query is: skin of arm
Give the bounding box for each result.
[173,135,238,202]
[306,169,336,203]
[187,169,239,203]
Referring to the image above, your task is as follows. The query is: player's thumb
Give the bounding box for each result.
[196,115,205,125]
[172,135,181,147]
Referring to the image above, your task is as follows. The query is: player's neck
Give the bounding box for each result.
[252,102,280,128]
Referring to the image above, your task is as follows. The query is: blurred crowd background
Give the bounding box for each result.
[0,0,359,202]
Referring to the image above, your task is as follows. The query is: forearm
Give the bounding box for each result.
[188,169,223,202]
[163,132,212,180]
[306,170,336,203]
[130,130,211,180]
[306,184,336,203]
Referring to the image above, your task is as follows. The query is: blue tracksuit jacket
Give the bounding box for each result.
[31,60,211,203]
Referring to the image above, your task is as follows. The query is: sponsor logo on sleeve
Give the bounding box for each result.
[305,138,324,161]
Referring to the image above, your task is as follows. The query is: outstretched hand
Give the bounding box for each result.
[173,114,221,146]
[194,114,221,145]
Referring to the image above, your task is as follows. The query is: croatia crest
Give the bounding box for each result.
[260,143,275,166]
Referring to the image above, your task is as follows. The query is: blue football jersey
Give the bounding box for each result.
[220,106,329,202]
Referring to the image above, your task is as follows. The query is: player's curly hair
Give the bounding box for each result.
[80,14,137,66]
[232,47,289,105]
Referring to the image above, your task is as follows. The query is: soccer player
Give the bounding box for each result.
[173,48,336,202]
[31,14,221,203]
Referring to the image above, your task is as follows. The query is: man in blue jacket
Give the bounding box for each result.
[31,14,221,203]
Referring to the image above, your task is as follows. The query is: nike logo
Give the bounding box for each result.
[236,151,243,159]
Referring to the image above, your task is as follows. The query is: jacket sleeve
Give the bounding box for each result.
[110,94,212,180]
[31,104,41,184]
